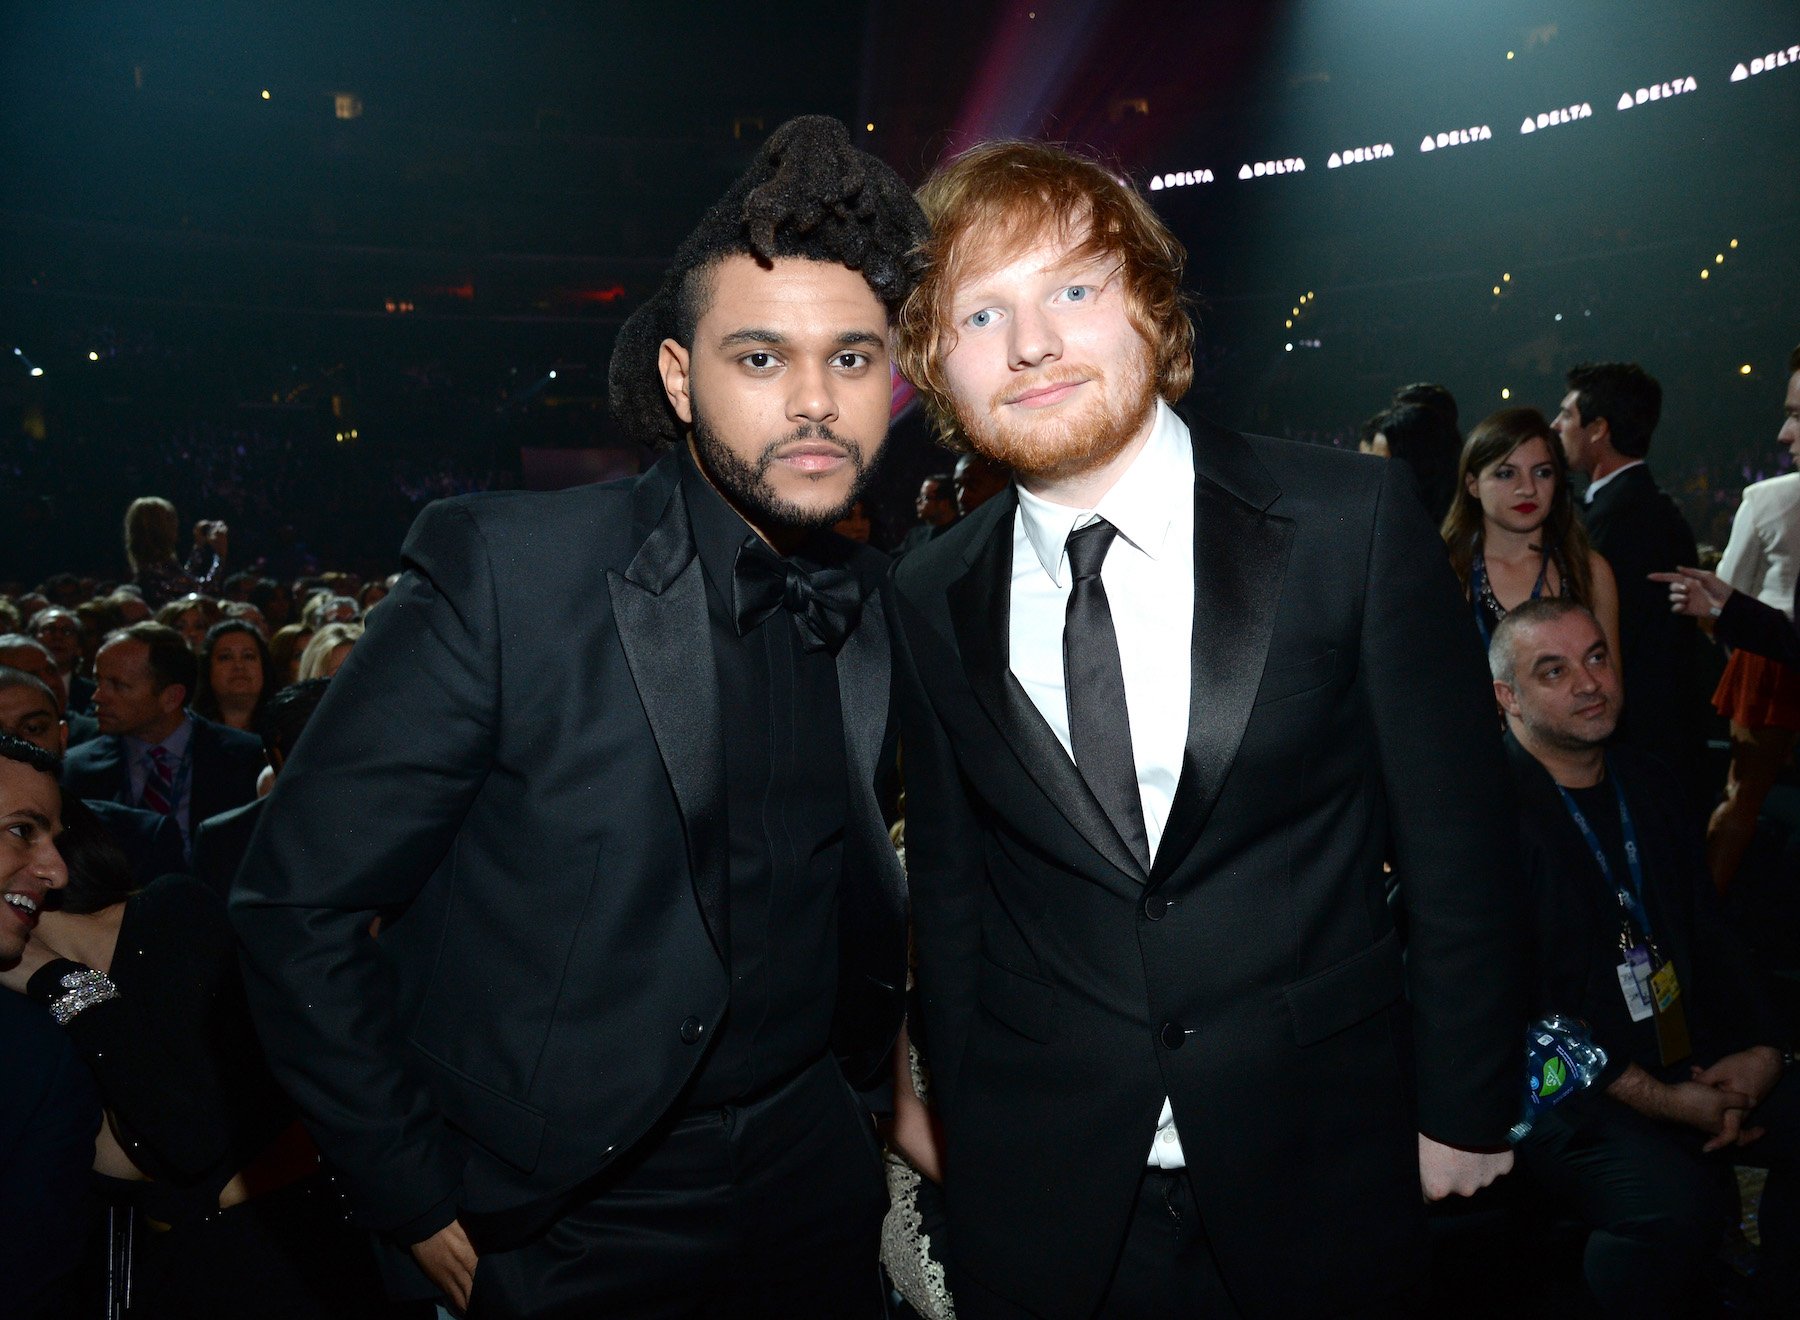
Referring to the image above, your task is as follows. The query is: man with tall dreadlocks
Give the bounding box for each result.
[232,117,927,1317]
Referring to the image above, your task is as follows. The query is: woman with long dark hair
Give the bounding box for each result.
[1442,407,1621,659]
[193,619,273,733]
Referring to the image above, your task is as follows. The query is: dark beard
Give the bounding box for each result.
[690,409,873,533]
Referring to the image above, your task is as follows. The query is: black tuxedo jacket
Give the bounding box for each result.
[192,796,264,900]
[1717,579,1800,669]
[1580,465,1704,780]
[61,714,263,834]
[230,451,907,1245]
[890,418,1525,1319]
[1507,736,1780,1095]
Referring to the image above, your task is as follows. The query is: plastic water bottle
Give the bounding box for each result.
[1508,1014,1608,1144]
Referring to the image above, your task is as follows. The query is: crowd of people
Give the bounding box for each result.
[4,115,1799,1320]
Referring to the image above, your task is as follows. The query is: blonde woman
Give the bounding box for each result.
[296,621,362,680]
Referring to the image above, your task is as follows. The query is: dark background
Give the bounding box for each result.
[3,0,1797,580]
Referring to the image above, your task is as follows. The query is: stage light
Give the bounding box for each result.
[1730,238,1739,248]
[1503,273,1511,282]
[1555,313,1563,321]
[1306,292,1314,300]
[1520,101,1593,134]
[1506,51,1515,60]
[261,89,271,100]
[1285,343,1293,352]
[10,348,19,356]
[1285,319,1293,328]
[87,351,99,361]
[1740,364,1753,375]
[1715,253,1724,263]
[1731,45,1799,82]
[548,370,557,379]
[1501,388,1511,399]
[1492,285,1501,295]
[29,367,43,377]
[1701,269,1710,279]
[866,123,874,132]
[1291,307,1299,316]
[1418,124,1492,153]
[1616,76,1698,112]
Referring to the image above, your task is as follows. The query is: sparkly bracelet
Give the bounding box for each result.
[47,967,119,1026]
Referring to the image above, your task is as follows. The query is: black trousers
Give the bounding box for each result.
[1516,1073,1800,1319]
[465,1056,888,1320]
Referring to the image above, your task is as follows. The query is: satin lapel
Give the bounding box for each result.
[946,497,1147,884]
[1151,424,1293,884]
[835,584,906,966]
[605,459,729,961]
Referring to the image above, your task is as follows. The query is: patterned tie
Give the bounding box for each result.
[141,745,176,816]
[1063,519,1151,871]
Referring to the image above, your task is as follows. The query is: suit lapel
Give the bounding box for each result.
[946,493,1146,884]
[606,456,730,962]
[834,580,907,988]
[1150,419,1294,884]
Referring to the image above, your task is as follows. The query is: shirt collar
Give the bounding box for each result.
[127,713,192,761]
[1015,399,1192,587]
[1582,459,1645,504]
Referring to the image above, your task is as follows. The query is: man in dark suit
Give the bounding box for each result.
[1553,361,1706,800]
[1491,598,1798,1316]
[26,607,93,714]
[0,734,103,1320]
[60,621,261,862]
[192,678,330,899]
[0,665,186,888]
[231,118,923,1318]
[886,141,1523,1319]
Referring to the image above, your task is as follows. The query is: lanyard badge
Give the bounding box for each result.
[1558,764,1691,1067]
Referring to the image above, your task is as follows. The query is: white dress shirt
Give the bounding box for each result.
[1718,471,1800,619]
[1581,458,1646,504]
[1009,398,1195,1168]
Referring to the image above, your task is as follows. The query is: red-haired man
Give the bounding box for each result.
[888,140,1525,1318]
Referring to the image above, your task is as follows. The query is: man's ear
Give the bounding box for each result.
[160,684,188,716]
[57,720,68,754]
[659,339,694,426]
[1493,680,1522,720]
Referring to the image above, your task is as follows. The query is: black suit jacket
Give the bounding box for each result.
[1507,736,1781,1092]
[1581,465,1705,782]
[890,418,1525,1319]
[193,797,265,900]
[61,714,263,840]
[230,452,907,1248]
[84,798,187,891]
[1716,580,1800,669]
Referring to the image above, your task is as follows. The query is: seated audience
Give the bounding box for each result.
[62,621,263,861]
[2,791,401,1319]
[951,450,1009,516]
[0,733,102,1320]
[1492,598,1798,1318]
[124,496,229,608]
[897,472,958,554]
[193,620,272,734]
[156,592,221,653]
[0,666,185,890]
[0,633,99,747]
[193,679,330,900]
[300,592,359,632]
[1442,407,1621,659]
[27,606,93,713]
[296,621,363,681]
[269,622,314,685]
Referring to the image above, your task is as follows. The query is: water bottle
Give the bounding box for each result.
[1508,1014,1608,1143]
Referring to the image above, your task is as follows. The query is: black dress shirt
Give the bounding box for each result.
[679,453,848,1107]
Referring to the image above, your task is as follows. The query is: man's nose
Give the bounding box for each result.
[1008,304,1060,370]
[786,362,839,425]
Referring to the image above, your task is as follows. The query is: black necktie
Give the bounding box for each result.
[1063,519,1150,870]
[733,537,865,654]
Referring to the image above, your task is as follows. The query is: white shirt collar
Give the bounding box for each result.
[1582,459,1646,504]
[1015,399,1192,587]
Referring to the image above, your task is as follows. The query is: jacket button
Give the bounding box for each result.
[1159,1022,1186,1050]
[679,1016,705,1044]
[1143,895,1169,921]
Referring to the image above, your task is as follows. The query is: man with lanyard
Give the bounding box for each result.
[1491,597,1799,1318]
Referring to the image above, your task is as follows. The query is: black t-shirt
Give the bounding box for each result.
[680,453,850,1106]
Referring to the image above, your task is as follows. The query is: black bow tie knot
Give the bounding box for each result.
[732,538,865,654]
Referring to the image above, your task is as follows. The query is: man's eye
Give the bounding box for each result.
[1544,667,1562,680]
[742,352,778,370]
[1062,285,1093,302]
[833,352,869,370]
[966,308,998,329]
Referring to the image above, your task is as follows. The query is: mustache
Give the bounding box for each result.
[989,365,1105,411]
[752,425,865,469]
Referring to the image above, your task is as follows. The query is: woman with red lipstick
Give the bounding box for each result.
[1443,407,1621,662]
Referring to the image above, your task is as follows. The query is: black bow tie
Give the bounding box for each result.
[732,537,865,654]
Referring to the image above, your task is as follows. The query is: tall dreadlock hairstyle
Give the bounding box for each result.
[608,116,929,448]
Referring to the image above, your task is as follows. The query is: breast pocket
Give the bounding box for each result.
[1253,648,1337,707]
